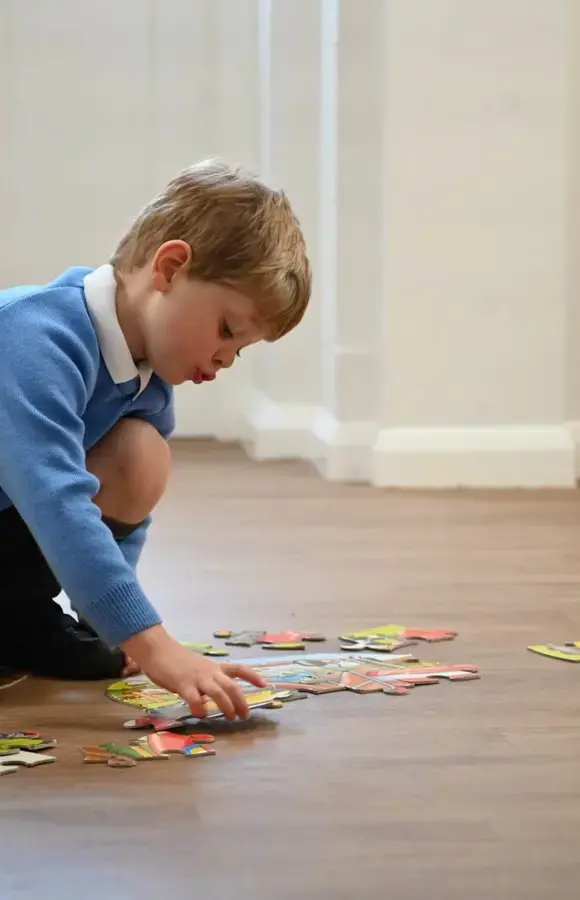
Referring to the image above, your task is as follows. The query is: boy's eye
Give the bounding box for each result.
[222,320,241,357]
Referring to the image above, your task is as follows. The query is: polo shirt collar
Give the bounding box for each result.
[83,264,152,396]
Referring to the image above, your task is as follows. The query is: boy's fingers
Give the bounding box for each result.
[182,686,206,719]
[221,663,267,688]
[202,680,237,721]
[217,674,250,720]
[122,658,141,677]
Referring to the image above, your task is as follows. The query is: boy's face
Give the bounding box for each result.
[140,242,267,385]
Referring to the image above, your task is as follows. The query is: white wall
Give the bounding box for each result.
[0,0,578,487]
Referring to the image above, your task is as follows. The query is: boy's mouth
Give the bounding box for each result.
[192,367,216,384]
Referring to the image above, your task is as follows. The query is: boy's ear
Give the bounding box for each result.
[151,240,192,291]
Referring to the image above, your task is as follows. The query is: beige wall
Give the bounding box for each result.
[0,0,577,486]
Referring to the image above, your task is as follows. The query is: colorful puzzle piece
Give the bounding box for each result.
[339,625,458,652]
[123,715,184,731]
[214,630,325,650]
[0,731,56,753]
[528,642,580,662]
[146,731,216,758]
[81,741,164,765]
[81,746,138,767]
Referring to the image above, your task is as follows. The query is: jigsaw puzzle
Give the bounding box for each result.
[107,652,479,732]
[213,630,325,650]
[528,642,580,662]
[339,625,457,652]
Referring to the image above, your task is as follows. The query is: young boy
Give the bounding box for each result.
[0,159,311,721]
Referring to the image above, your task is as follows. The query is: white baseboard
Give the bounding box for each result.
[566,421,580,480]
[242,394,319,461]
[372,425,577,487]
[312,411,378,482]
[220,392,580,488]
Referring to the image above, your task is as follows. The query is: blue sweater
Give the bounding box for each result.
[0,266,175,647]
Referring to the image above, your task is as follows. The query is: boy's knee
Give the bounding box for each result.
[87,418,171,524]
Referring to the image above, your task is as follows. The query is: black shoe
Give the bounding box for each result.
[1,610,127,681]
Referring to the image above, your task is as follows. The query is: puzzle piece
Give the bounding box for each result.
[213,630,264,647]
[81,746,138,767]
[123,715,184,731]
[0,731,56,753]
[181,642,229,657]
[146,731,216,758]
[0,749,56,768]
[339,625,458,652]
[214,629,325,650]
[99,742,149,761]
[528,642,580,662]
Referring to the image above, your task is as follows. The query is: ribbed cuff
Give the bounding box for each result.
[83,580,162,647]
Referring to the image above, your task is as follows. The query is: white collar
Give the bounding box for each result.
[83,264,152,397]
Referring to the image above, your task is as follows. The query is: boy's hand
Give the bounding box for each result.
[121,626,267,721]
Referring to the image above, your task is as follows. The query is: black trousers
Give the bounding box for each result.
[0,504,140,631]
[0,505,62,626]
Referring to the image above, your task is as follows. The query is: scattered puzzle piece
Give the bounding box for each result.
[146,731,216,758]
[181,642,229,658]
[0,731,56,753]
[214,630,325,650]
[528,642,580,662]
[99,742,147,761]
[339,625,458,652]
[213,629,264,647]
[108,755,137,768]
[81,746,113,764]
[0,749,56,768]
[81,745,138,767]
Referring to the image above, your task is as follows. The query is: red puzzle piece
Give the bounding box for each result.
[147,731,215,758]
[400,628,457,642]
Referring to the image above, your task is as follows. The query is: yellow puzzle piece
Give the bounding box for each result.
[528,642,580,662]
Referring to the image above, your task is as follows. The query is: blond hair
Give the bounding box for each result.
[111,159,311,340]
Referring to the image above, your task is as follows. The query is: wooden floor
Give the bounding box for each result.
[1,440,580,899]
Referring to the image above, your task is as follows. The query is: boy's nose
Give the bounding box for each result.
[213,350,236,370]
